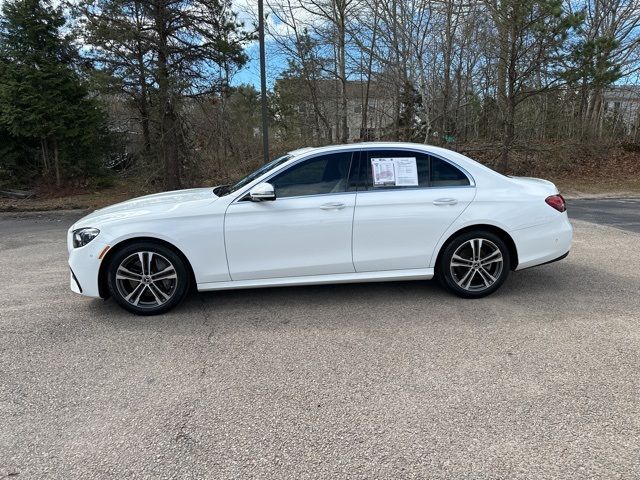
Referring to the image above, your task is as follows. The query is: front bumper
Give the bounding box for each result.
[67,235,110,298]
[69,268,83,293]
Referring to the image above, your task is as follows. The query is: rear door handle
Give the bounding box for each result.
[433,198,458,206]
[320,202,346,210]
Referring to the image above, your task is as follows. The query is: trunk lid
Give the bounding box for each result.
[509,176,559,195]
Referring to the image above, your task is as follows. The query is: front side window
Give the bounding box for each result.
[220,154,292,196]
[270,152,353,198]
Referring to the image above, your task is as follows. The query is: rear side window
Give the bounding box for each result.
[363,150,430,190]
[270,152,353,198]
[431,157,470,186]
[359,150,470,189]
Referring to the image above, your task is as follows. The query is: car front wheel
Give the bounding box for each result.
[438,231,511,298]
[107,242,190,315]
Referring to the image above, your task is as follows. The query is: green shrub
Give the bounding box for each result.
[93,175,115,190]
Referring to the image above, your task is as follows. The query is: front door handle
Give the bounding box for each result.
[433,198,458,206]
[320,202,346,210]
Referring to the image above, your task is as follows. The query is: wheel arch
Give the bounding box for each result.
[434,224,519,272]
[98,236,197,299]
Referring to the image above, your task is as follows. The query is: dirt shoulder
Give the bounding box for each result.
[554,177,640,199]
[2,141,639,213]
[2,176,637,214]
[0,183,145,213]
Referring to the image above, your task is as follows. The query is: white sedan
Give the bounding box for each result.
[68,143,573,315]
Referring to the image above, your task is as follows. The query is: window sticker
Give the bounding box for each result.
[371,158,396,185]
[371,157,418,186]
[394,157,419,186]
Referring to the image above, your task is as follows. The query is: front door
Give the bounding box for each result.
[352,149,476,272]
[224,151,357,281]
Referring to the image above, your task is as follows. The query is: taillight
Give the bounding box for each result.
[545,194,566,212]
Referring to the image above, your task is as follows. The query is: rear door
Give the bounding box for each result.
[352,148,476,272]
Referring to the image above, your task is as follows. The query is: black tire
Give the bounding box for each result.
[437,230,511,298]
[107,241,190,315]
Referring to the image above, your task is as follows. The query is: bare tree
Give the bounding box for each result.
[299,0,356,142]
[566,0,640,136]
[267,0,334,141]
[484,0,581,170]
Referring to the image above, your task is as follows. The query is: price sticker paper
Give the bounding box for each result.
[371,157,418,186]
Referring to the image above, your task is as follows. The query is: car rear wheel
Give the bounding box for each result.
[107,242,190,315]
[438,231,510,298]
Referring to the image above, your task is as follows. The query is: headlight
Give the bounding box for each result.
[73,228,100,248]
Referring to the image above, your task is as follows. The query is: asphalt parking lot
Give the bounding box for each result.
[1,201,639,479]
[567,197,640,233]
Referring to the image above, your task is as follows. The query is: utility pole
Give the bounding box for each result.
[258,0,269,163]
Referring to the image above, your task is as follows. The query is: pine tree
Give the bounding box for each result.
[78,0,249,189]
[0,0,108,187]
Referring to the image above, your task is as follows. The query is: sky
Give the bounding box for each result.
[230,0,263,88]
[233,43,269,89]
[231,0,299,89]
[0,0,288,89]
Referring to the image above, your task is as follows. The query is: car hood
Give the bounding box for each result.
[72,187,217,229]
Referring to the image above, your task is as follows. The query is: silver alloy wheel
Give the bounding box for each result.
[115,251,178,308]
[449,238,503,292]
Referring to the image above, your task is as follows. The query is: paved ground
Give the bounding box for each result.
[568,197,640,233]
[0,207,639,479]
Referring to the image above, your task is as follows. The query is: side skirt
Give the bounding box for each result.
[197,268,434,292]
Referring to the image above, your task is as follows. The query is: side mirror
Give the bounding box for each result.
[249,182,276,201]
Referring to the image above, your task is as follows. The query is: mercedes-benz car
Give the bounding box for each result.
[67,143,572,315]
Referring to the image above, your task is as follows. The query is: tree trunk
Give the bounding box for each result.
[391,0,402,141]
[499,98,515,173]
[52,137,61,188]
[134,1,152,155]
[587,88,604,138]
[499,57,517,173]
[498,12,518,173]
[441,0,455,144]
[162,107,181,189]
[496,24,508,144]
[337,7,348,143]
[154,0,181,190]
[361,4,379,140]
[361,73,371,139]
[40,137,49,173]
[135,54,152,155]
[140,99,152,154]
[578,78,589,137]
[302,76,331,143]
[499,25,518,174]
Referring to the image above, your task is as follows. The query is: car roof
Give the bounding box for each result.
[286,146,316,156]
[288,142,460,157]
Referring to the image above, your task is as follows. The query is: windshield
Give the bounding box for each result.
[215,154,292,196]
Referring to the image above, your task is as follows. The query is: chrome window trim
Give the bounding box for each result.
[356,184,476,194]
[230,145,475,204]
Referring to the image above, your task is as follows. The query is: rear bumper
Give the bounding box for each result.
[517,250,569,270]
[511,214,573,270]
